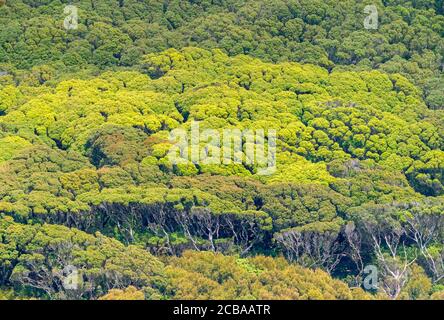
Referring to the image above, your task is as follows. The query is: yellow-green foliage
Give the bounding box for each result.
[0,50,441,269]
[165,251,371,300]
[0,216,372,300]
[98,286,145,300]
[1,0,444,301]
[0,136,31,162]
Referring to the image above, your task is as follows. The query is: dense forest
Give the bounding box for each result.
[0,0,443,300]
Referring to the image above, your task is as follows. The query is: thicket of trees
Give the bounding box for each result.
[0,48,442,299]
[1,0,443,109]
[0,1,443,300]
[2,214,377,300]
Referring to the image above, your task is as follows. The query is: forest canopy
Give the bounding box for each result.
[0,0,443,300]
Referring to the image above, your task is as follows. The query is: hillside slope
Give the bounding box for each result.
[0,1,443,300]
